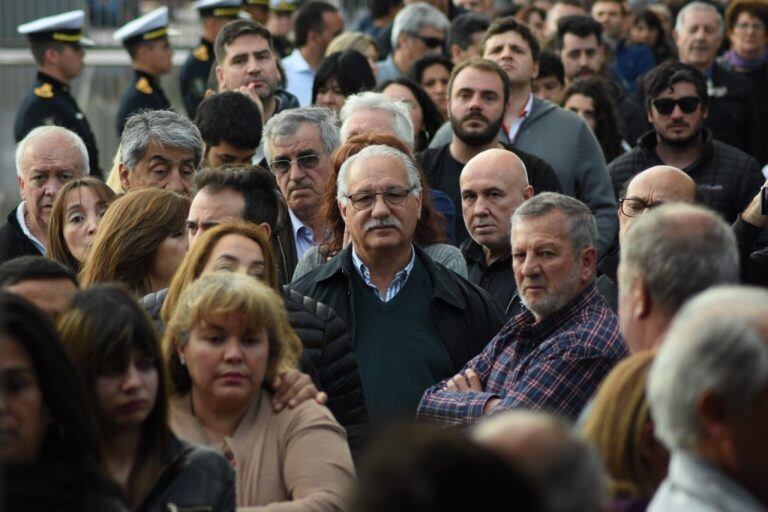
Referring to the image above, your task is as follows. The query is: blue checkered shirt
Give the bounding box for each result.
[417,283,628,424]
[351,246,415,302]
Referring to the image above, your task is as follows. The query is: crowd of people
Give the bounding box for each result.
[3,0,768,510]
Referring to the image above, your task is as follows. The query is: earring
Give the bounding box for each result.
[180,355,186,366]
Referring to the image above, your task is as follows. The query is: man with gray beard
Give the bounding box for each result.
[418,193,627,424]
[289,144,504,425]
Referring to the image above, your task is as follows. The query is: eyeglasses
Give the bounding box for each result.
[268,154,321,174]
[652,96,701,115]
[619,197,665,217]
[345,187,415,210]
[409,32,444,48]
[734,21,765,33]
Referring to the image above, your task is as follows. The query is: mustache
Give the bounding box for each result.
[461,112,490,123]
[364,216,402,231]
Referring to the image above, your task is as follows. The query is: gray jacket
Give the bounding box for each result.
[429,98,618,257]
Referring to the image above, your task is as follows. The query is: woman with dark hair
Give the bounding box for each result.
[57,285,235,511]
[312,50,376,114]
[377,78,444,152]
[562,77,626,164]
[80,189,189,296]
[516,4,546,42]
[410,55,453,119]
[292,132,467,280]
[47,177,117,272]
[628,8,674,64]
[0,292,125,511]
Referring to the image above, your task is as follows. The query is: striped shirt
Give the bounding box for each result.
[417,283,628,424]
[352,246,415,302]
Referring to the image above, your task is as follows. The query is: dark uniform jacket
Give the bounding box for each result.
[14,71,101,176]
[460,239,522,318]
[0,206,42,265]
[180,38,214,118]
[117,70,171,135]
[289,245,505,375]
[608,129,764,223]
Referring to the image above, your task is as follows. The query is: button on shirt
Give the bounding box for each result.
[16,203,45,255]
[282,48,315,107]
[288,208,316,261]
[504,93,533,144]
[352,246,415,302]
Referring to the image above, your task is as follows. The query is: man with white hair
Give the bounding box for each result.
[290,144,504,424]
[0,126,88,264]
[647,286,768,510]
[339,91,415,149]
[376,2,450,84]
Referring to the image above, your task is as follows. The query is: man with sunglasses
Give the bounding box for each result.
[608,60,763,225]
[264,107,339,277]
[376,2,450,84]
[290,144,504,425]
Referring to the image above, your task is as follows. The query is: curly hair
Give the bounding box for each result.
[563,77,624,163]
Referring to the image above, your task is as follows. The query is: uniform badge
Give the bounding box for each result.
[193,44,209,62]
[75,112,84,119]
[34,83,54,99]
[136,77,154,95]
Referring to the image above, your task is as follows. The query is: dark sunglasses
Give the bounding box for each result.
[410,32,444,48]
[652,96,701,115]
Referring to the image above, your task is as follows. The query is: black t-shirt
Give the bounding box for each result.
[417,143,563,245]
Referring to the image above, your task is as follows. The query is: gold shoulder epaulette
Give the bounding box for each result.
[192,45,209,62]
[136,77,153,94]
[34,83,54,99]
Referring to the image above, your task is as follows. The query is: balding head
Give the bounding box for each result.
[472,410,607,512]
[460,149,533,261]
[618,166,697,242]
[618,203,739,353]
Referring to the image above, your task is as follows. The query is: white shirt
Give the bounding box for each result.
[16,202,45,254]
[505,93,534,144]
[282,48,315,107]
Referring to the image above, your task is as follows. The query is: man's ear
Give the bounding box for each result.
[118,163,131,192]
[258,222,272,239]
[17,175,25,201]
[697,391,731,444]
[631,276,652,321]
[215,65,225,90]
[580,246,597,282]
[523,185,534,200]
[531,60,540,80]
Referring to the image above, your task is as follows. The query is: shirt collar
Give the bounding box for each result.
[16,203,45,254]
[518,283,600,342]
[288,208,313,238]
[351,245,416,283]
[287,48,312,72]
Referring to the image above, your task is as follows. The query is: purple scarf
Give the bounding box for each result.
[724,49,768,70]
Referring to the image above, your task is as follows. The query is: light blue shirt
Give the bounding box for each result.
[288,208,315,260]
[282,48,315,107]
[16,202,45,254]
[351,245,415,302]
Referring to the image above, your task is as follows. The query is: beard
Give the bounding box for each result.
[451,111,504,146]
[519,262,582,320]
[658,126,702,148]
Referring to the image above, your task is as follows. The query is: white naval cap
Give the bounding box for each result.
[18,10,94,47]
[113,6,177,45]
[270,0,299,11]
[193,0,242,17]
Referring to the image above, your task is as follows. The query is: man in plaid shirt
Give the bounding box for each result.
[418,192,627,424]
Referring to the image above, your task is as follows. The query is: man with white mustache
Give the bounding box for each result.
[290,144,505,425]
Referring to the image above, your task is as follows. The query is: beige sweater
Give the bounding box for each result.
[170,391,355,511]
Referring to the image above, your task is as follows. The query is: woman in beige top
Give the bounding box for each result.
[164,272,355,511]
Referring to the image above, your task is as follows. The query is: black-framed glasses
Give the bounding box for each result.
[409,32,444,48]
[619,197,665,218]
[345,187,415,210]
[652,96,701,115]
[268,154,321,174]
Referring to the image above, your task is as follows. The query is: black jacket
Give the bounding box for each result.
[608,129,764,223]
[139,435,235,512]
[139,287,368,450]
[288,245,505,373]
[460,238,521,318]
[117,70,171,135]
[0,206,42,265]
[179,38,213,118]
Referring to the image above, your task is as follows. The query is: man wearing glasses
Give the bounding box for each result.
[376,2,449,84]
[608,60,763,225]
[264,107,339,277]
[290,144,504,425]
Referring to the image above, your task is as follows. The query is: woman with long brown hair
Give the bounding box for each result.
[80,189,189,296]
[292,132,466,280]
[47,177,117,272]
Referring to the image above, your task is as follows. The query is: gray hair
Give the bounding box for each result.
[472,410,608,512]
[620,203,738,314]
[648,286,768,452]
[15,126,89,177]
[120,110,203,171]
[336,144,422,204]
[339,92,415,149]
[391,2,450,50]
[511,192,597,254]
[262,106,340,163]
[675,1,723,35]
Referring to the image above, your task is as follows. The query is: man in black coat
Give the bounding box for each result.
[290,144,504,425]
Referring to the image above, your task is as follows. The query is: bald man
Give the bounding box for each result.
[597,165,698,311]
[460,149,533,317]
